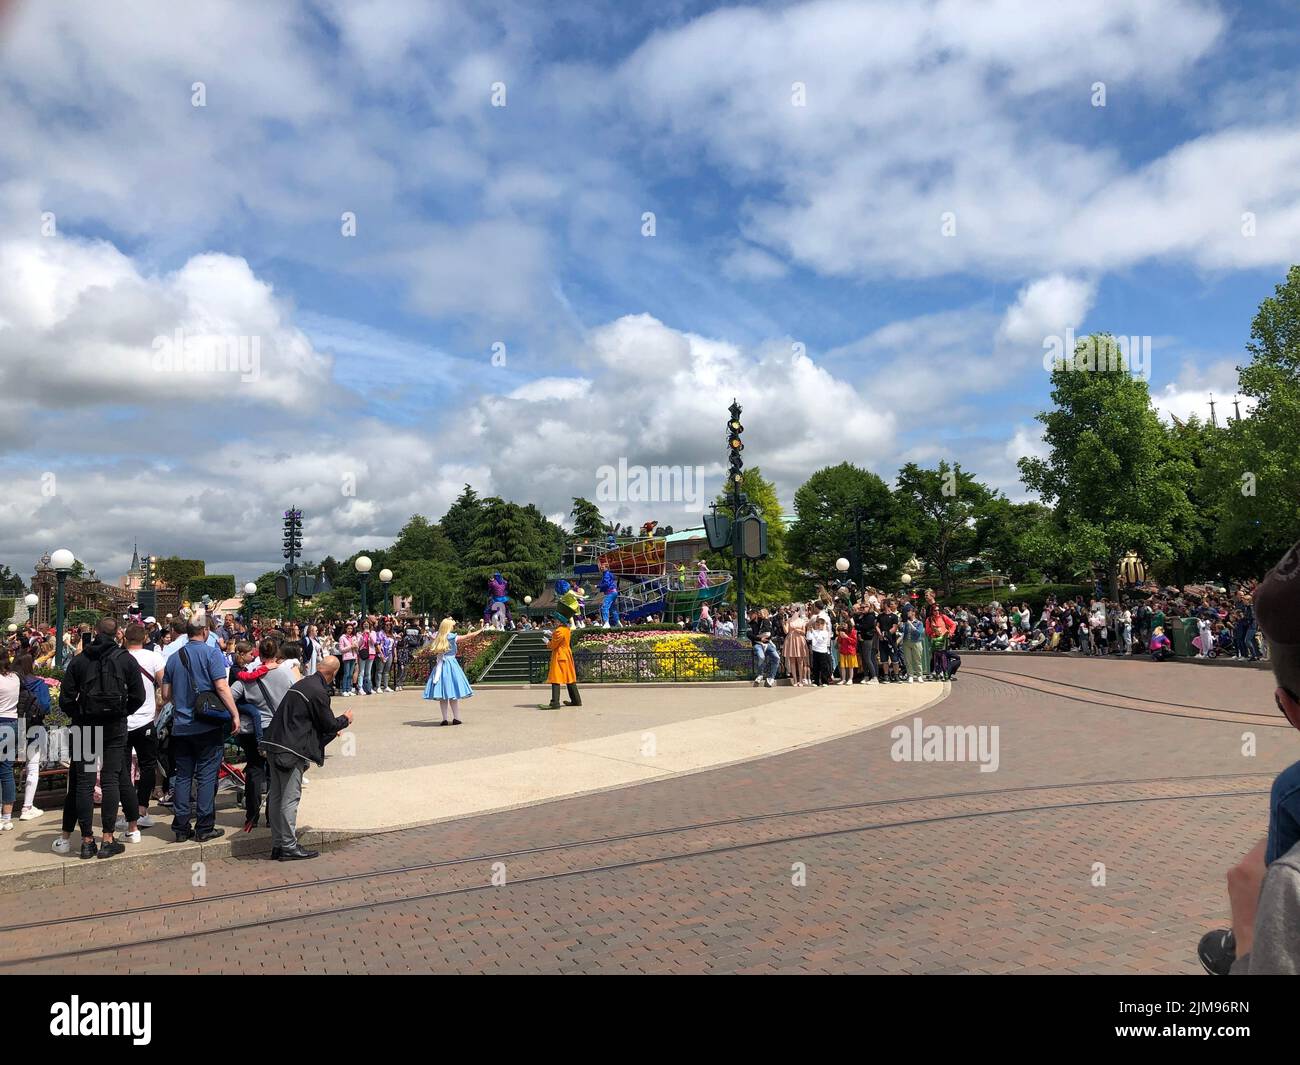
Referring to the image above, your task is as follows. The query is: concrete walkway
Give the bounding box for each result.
[0,678,945,888]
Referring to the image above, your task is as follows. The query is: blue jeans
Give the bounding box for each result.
[374,658,389,690]
[171,729,224,834]
[0,721,15,806]
[358,658,373,694]
[341,659,355,693]
[753,643,781,681]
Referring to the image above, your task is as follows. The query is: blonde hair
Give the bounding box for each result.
[431,617,455,655]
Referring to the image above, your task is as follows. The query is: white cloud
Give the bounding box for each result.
[999,276,1096,349]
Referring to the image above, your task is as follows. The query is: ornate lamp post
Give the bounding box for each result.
[243,582,258,635]
[355,555,372,619]
[378,568,393,618]
[51,548,75,668]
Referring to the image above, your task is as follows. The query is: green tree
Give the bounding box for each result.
[155,557,206,595]
[787,462,907,591]
[389,514,457,565]
[463,497,565,615]
[187,574,236,602]
[1019,334,1195,600]
[893,461,993,596]
[393,559,461,619]
[1202,266,1300,573]
[440,485,484,559]
[569,497,606,539]
[705,467,797,605]
[309,587,358,620]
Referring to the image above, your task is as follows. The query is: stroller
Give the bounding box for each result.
[155,702,250,808]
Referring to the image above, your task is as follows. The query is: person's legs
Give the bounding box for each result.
[341,659,353,694]
[170,734,196,836]
[359,658,372,695]
[237,734,264,825]
[129,723,157,818]
[21,739,41,813]
[98,719,131,838]
[439,697,451,723]
[193,731,224,835]
[766,645,781,683]
[271,755,306,851]
[564,684,581,707]
[0,722,15,825]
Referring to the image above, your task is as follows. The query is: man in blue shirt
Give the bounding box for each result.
[161,619,240,842]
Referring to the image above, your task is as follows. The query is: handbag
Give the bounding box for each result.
[179,647,231,726]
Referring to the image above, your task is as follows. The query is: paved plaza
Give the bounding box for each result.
[0,656,1287,973]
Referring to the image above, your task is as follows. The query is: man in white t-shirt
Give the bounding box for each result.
[123,623,165,838]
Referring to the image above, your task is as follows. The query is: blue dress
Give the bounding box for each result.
[423,633,474,700]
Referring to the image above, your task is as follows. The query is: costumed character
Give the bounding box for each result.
[537,610,581,710]
[422,618,474,724]
[599,568,620,628]
[486,572,511,629]
[697,560,709,588]
[554,578,580,623]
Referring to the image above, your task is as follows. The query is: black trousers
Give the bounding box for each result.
[237,733,266,823]
[64,718,137,837]
[858,635,879,680]
[811,651,833,686]
[127,722,158,812]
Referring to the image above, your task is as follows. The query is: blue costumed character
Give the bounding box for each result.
[599,568,620,628]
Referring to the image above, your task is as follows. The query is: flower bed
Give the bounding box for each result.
[406,629,509,685]
[569,628,752,682]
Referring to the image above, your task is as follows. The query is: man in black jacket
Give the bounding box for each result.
[262,655,350,860]
[59,618,146,859]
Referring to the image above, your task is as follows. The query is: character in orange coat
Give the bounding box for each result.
[538,611,582,710]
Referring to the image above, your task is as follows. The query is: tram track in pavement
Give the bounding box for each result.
[960,663,1287,728]
[0,771,1270,967]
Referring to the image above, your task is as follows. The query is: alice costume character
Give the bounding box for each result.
[537,613,581,710]
[697,562,709,589]
[598,568,620,628]
[487,572,511,629]
[423,631,474,724]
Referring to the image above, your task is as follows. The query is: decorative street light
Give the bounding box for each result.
[378,568,393,617]
[355,555,372,618]
[835,558,850,573]
[50,548,75,668]
[243,582,258,634]
[24,592,38,629]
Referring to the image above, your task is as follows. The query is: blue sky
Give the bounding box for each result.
[2,0,1299,583]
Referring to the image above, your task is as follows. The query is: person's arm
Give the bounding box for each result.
[209,655,240,734]
[61,662,81,718]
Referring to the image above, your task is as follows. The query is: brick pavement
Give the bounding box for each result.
[0,655,1290,973]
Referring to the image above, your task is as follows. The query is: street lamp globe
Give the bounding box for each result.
[901,573,912,585]
[6,625,14,633]
[50,548,75,572]
[243,582,258,596]
[379,568,393,583]
[355,556,373,574]
[835,557,850,572]
[524,596,532,605]
[24,593,38,609]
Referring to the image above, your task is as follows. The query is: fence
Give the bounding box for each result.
[527,646,756,683]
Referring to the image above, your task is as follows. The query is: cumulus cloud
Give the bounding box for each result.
[0,237,333,410]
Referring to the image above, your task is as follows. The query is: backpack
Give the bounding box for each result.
[76,652,131,721]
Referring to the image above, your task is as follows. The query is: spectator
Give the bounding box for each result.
[57,618,146,859]
[161,619,240,843]
[121,624,164,839]
[262,656,349,861]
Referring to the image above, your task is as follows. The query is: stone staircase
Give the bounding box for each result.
[478,630,548,683]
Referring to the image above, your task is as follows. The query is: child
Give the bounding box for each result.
[807,617,833,687]
[836,625,858,685]
[537,611,581,710]
[422,618,473,725]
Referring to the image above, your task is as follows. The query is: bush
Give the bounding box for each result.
[187,575,236,602]
[0,598,12,624]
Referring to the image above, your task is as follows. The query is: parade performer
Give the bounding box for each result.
[422,618,473,724]
[697,560,709,588]
[554,578,580,623]
[537,611,581,710]
[599,568,620,628]
[486,572,510,630]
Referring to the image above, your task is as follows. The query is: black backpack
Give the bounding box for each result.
[76,652,130,721]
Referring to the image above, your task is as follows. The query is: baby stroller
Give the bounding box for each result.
[156,702,250,808]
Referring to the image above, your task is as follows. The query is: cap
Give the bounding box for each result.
[1255,539,1300,647]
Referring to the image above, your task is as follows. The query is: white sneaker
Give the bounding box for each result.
[137,813,155,828]
[18,806,42,820]
[764,677,774,687]
[0,820,12,831]
[753,678,762,686]
[52,837,70,854]
[115,817,128,832]
[125,829,142,844]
